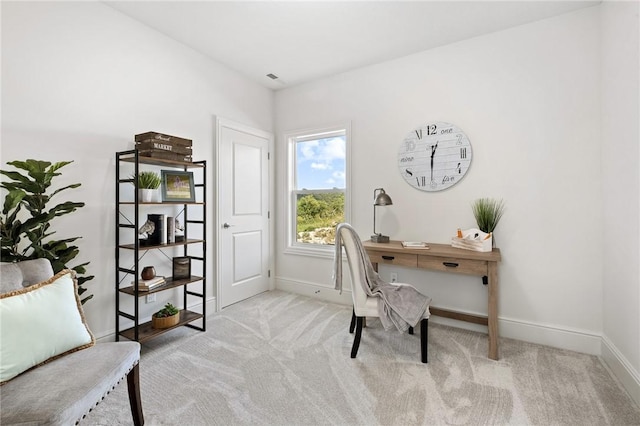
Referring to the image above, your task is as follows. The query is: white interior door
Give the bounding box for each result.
[217,119,271,309]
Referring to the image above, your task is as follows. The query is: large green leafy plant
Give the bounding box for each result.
[0,159,94,303]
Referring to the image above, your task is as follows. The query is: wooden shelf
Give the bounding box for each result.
[119,310,204,343]
[118,201,204,205]
[118,238,204,250]
[119,276,203,296]
[119,152,204,168]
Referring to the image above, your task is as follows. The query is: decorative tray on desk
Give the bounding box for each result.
[401,241,429,248]
[451,228,493,252]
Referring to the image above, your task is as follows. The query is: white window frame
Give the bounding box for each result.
[284,122,351,258]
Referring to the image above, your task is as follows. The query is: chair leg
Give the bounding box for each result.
[127,363,144,426]
[349,308,356,333]
[351,316,364,358]
[420,318,428,363]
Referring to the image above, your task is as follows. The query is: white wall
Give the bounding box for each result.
[1,2,273,339]
[276,3,640,404]
[275,7,604,352]
[600,0,640,405]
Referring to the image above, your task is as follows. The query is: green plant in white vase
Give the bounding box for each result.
[131,171,161,202]
[471,198,505,243]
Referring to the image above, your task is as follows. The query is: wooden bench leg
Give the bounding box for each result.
[127,363,144,426]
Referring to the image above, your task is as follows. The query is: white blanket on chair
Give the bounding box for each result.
[333,223,431,332]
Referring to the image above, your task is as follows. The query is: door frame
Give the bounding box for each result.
[215,116,274,312]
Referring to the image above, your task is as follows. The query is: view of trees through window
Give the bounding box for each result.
[296,191,344,245]
[293,129,346,246]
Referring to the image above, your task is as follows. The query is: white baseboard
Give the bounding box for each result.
[498,316,603,355]
[277,277,603,354]
[276,276,352,305]
[205,296,217,317]
[601,335,640,407]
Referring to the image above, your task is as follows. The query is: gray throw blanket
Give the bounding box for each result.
[333,223,431,332]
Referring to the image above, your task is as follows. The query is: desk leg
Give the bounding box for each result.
[488,262,499,360]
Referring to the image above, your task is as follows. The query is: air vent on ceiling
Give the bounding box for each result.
[266,73,279,80]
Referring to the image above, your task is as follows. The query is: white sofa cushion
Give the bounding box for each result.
[0,269,94,383]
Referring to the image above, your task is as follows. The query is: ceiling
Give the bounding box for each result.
[105,1,600,91]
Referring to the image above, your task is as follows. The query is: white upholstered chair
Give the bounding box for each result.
[338,226,430,363]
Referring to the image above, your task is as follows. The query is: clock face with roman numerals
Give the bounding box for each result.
[398,121,472,192]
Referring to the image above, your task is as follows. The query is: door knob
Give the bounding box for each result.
[223,223,233,229]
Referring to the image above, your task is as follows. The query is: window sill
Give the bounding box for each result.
[284,243,337,260]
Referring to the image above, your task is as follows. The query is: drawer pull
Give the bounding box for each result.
[443,262,459,268]
[381,256,395,261]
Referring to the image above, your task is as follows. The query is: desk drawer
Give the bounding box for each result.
[418,256,487,276]
[369,252,417,268]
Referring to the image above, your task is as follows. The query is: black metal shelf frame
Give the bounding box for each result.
[115,149,207,342]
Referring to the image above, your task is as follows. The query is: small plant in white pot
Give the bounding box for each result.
[132,171,161,202]
[151,303,180,329]
[471,198,505,246]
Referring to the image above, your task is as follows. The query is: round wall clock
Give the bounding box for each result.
[397,121,472,192]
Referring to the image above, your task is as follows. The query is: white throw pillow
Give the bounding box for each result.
[0,269,95,383]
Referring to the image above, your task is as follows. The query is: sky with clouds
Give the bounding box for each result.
[296,136,346,190]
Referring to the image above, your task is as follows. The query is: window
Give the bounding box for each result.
[287,125,349,254]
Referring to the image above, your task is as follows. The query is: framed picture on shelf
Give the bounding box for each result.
[161,170,195,202]
[172,256,191,280]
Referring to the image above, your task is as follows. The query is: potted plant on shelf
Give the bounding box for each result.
[151,303,180,329]
[132,171,161,202]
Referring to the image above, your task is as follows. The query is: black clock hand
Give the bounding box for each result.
[430,142,438,181]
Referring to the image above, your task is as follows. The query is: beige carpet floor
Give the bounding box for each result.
[84,290,640,425]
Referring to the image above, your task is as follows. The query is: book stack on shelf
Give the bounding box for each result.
[133,276,166,291]
[135,131,192,162]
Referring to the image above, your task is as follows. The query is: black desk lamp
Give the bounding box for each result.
[371,188,392,243]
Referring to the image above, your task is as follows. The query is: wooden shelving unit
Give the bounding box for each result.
[115,149,206,343]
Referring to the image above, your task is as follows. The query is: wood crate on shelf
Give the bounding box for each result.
[135,131,193,162]
[136,140,192,155]
[135,131,192,146]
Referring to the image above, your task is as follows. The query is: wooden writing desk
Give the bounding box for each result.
[363,240,502,360]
